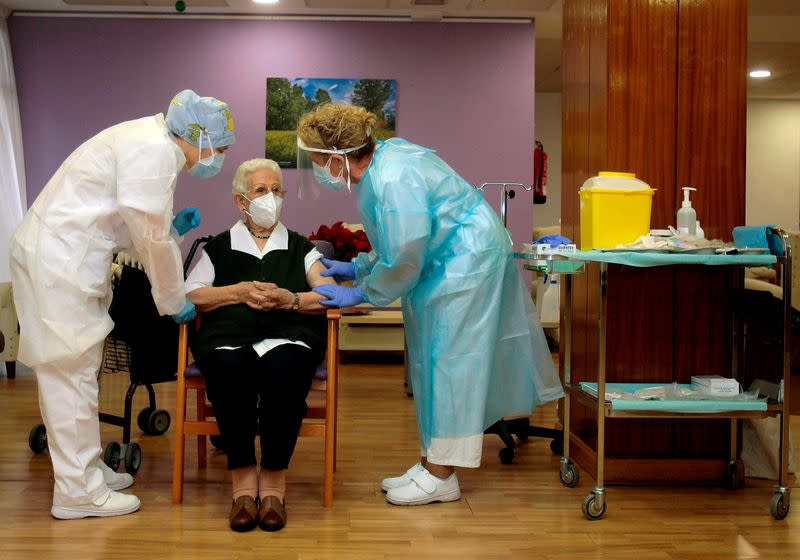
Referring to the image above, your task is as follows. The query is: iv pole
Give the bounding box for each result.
[476,182,532,227]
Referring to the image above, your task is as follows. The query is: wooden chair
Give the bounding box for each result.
[171,309,341,506]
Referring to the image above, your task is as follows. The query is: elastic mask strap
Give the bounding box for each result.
[324,155,344,182]
[198,131,213,166]
[344,154,352,192]
[241,193,255,217]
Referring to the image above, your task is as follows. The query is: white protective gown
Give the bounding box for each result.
[9,114,187,506]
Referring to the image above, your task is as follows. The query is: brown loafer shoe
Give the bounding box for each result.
[229,496,258,532]
[258,495,287,531]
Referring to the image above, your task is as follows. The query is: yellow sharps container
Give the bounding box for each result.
[579,172,655,250]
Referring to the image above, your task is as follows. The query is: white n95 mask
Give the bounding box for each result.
[243,192,282,228]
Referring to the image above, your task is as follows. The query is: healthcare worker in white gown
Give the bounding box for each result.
[9,89,236,519]
[297,103,563,506]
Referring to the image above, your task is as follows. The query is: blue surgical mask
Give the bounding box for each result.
[313,156,348,192]
[189,132,225,179]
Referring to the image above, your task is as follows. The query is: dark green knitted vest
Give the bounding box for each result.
[190,229,326,363]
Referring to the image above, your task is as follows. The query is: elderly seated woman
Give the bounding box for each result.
[185,158,335,533]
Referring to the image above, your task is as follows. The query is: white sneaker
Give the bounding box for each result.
[380,462,425,492]
[97,459,134,491]
[51,490,141,520]
[385,468,461,506]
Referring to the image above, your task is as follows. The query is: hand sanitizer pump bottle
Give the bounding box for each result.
[677,186,697,235]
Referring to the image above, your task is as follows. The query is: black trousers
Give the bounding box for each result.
[197,343,318,471]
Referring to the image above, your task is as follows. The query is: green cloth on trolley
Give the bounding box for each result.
[568,251,777,268]
[579,382,768,413]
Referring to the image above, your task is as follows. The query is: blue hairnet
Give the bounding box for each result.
[166,89,236,148]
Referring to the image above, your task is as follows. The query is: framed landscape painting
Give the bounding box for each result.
[266,77,397,167]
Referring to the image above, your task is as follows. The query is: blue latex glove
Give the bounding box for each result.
[171,299,197,323]
[535,234,572,248]
[172,207,201,236]
[320,258,356,282]
[313,284,365,308]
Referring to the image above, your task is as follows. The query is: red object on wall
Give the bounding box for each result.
[533,140,548,204]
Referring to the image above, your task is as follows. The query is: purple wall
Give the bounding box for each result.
[9,16,535,254]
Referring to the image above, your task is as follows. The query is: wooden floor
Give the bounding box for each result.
[2,359,800,560]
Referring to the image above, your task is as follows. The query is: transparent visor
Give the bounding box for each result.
[296,137,368,199]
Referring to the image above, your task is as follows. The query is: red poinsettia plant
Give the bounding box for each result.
[309,221,372,262]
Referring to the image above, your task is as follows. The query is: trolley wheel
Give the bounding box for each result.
[560,462,580,488]
[582,492,606,520]
[771,492,790,520]
[498,447,515,465]
[124,443,142,476]
[147,409,171,436]
[28,424,48,454]
[550,438,564,456]
[210,435,226,451]
[137,407,154,434]
[103,441,121,471]
[726,460,745,490]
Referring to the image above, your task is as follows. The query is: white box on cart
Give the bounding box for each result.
[691,375,740,396]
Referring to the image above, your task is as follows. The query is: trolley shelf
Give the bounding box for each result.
[565,383,783,420]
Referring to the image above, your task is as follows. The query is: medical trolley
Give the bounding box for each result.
[521,229,792,520]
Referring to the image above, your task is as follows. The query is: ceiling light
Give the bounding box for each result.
[252,0,280,4]
[749,69,772,79]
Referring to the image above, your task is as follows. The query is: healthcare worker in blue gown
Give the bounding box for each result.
[297,103,562,506]
[9,90,235,519]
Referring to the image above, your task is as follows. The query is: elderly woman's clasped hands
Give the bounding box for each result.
[237,280,292,311]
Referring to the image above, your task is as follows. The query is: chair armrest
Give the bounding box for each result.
[326,308,341,322]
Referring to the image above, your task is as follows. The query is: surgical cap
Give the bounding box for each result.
[166,89,236,148]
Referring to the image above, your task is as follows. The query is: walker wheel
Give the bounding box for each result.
[771,491,790,520]
[124,443,142,475]
[28,424,48,454]
[560,461,580,488]
[148,409,171,435]
[499,447,515,465]
[550,438,564,456]
[582,492,606,520]
[103,441,121,471]
[137,407,154,434]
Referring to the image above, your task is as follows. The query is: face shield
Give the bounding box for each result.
[296,137,368,199]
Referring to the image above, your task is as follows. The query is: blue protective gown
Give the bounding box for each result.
[352,138,563,467]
